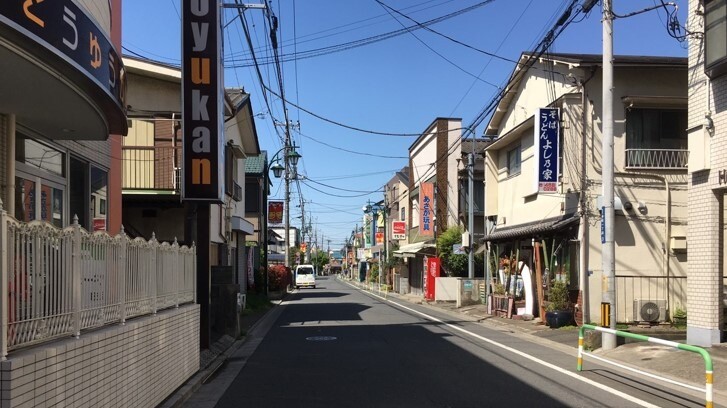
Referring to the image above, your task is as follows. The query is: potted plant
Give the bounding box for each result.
[672,305,687,329]
[545,280,574,328]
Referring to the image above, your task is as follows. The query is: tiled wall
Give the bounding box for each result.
[0,305,200,408]
[687,0,725,346]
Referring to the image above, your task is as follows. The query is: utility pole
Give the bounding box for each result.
[274,118,300,272]
[601,0,616,350]
[300,201,306,263]
[468,129,475,279]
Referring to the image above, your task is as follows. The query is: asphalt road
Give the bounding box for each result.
[183,276,709,408]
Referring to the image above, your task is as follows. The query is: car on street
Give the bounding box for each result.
[294,264,316,289]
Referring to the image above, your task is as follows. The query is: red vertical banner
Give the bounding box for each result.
[425,256,440,300]
[419,182,434,237]
[268,201,283,224]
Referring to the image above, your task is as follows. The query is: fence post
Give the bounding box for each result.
[173,237,179,308]
[151,233,157,314]
[72,215,81,338]
[118,226,127,325]
[192,242,197,303]
[0,200,9,360]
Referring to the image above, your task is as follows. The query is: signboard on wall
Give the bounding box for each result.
[535,107,560,193]
[0,0,128,134]
[375,232,384,245]
[419,182,434,237]
[392,221,406,240]
[182,0,224,201]
[268,201,283,224]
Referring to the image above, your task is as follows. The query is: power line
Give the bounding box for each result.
[224,1,494,68]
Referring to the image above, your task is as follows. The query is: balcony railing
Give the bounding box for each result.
[0,202,195,358]
[232,181,243,202]
[625,149,688,170]
[123,145,181,191]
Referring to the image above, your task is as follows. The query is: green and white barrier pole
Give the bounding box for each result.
[578,324,714,408]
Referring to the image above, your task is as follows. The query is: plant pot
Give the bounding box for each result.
[545,310,574,328]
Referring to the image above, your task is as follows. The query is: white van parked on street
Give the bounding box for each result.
[294,264,316,289]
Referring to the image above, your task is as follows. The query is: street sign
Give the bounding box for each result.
[452,244,465,255]
[600,206,606,244]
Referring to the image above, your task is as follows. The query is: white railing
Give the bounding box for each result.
[0,200,195,359]
[625,149,688,169]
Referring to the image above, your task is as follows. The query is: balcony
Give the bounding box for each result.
[625,149,688,170]
[123,145,181,192]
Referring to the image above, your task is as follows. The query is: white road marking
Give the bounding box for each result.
[345,280,660,408]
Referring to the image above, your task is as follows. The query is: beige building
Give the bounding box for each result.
[686,0,727,346]
[392,118,487,295]
[482,53,688,325]
[121,57,260,343]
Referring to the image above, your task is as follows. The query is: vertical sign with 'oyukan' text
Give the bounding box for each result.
[419,182,434,237]
[182,0,224,201]
[535,107,560,193]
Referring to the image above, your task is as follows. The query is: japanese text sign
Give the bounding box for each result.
[419,182,434,237]
[535,108,560,193]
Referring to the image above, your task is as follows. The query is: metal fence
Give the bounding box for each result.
[0,201,195,359]
[122,145,180,191]
[615,275,687,323]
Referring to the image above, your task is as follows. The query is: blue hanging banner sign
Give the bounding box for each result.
[535,108,560,193]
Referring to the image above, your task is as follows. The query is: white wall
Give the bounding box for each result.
[0,306,199,408]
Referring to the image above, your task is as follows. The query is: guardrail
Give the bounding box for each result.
[577,324,714,408]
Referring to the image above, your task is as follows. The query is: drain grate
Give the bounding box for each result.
[306,336,337,341]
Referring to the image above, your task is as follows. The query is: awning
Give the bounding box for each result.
[231,216,254,234]
[393,241,436,258]
[476,214,579,253]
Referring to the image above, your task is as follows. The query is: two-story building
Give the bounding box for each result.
[481,52,688,325]
[121,56,260,342]
[394,118,486,295]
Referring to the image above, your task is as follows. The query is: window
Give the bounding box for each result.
[706,0,727,78]
[507,145,521,176]
[400,206,406,221]
[625,108,688,168]
[91,166,108,231]
[626,108,687,149]
[15,133,65,177]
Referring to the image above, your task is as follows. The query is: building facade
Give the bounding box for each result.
[482,53,688,325]
[686,0,727,346]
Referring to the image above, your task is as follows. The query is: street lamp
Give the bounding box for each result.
[269,145,302,271]
[363,199,389,287]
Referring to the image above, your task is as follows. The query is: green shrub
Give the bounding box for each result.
[546,280,569,312]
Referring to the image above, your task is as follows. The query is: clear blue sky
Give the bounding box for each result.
[122,0,688,249]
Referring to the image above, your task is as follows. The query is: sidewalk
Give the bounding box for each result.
[384,287,727,406]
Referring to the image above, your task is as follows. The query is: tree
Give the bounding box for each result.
[310,251,329,272]
[436,226,486,278]
[437,226,467,277]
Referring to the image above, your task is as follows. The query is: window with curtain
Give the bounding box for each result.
[625,108,687,150]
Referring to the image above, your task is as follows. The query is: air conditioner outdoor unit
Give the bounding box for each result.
[633,299,667,323]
